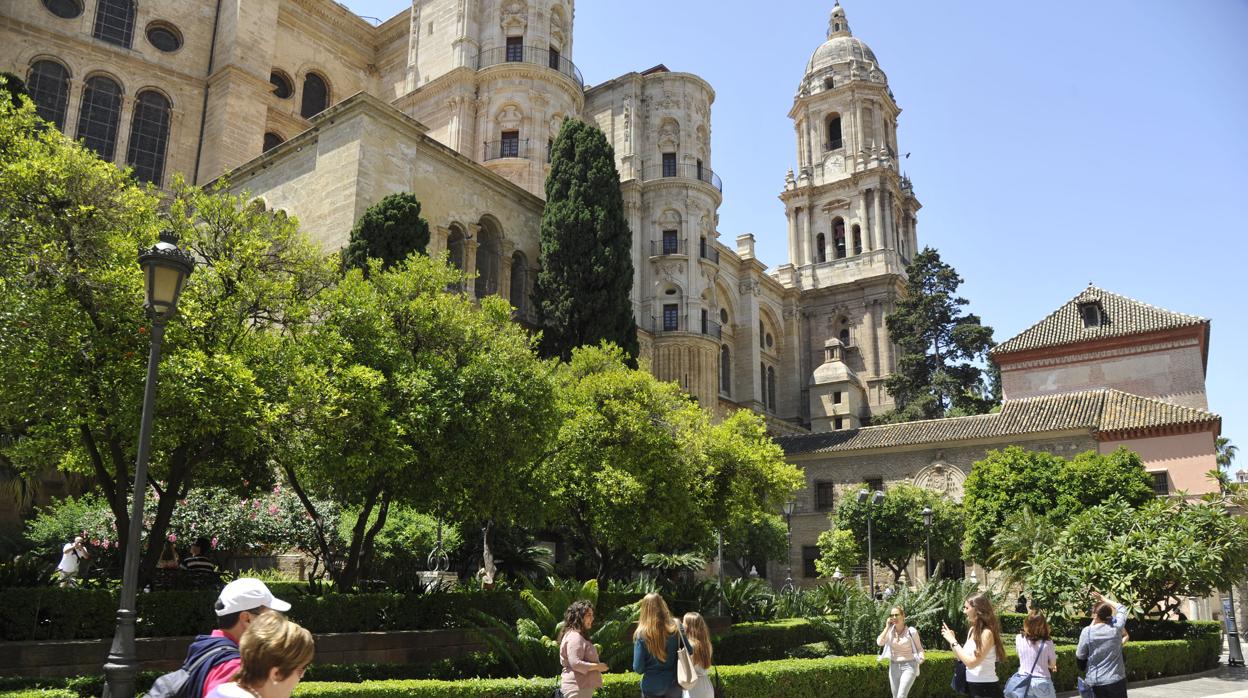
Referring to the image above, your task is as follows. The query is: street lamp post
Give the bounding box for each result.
[781,500,796,594]
[922,506,934,582]
[102,231,195,698]
[859,489,885,597]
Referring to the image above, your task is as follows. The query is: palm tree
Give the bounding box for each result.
[1216,437,1238,470]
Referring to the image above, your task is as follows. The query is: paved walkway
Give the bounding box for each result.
[1057,665,1248,697]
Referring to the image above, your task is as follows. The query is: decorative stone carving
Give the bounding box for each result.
[913,459,966,501]
[658,118,680,151]
[501,0,528,35]
[496,104,522,130]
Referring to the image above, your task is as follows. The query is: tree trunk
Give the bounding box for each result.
[138,447,195,583]
[281,464,337,578]
[337,484,383,590]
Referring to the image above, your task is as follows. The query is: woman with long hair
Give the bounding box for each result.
[632,593,683,698]
[558,600,608,698]
[1013,611,1058,698]
[1076,590,1130,698]
[205,613,314,698]
[877,605,924,698]
[680,612,714,698]
[941,592,1006,698]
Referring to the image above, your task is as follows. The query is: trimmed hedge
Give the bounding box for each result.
[0,636,1218,698]
[279,637,1219,698]
[0,587,647,641]
[997,612,1219,643]
[713,618,824,664]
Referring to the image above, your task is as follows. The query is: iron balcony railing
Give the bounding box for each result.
[700,317,722,340]
[824,138,844,151]
[651,239,687,257]
[698,241,720,264]
[476,45,585,89]
[640,163,723,192]
[649,313,722,339]
[483,138,528,161]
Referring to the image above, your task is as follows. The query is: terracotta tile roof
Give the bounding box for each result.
[778,389,1219,455]
[990,285,1207,357]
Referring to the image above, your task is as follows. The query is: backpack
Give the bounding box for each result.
[145,644,236,698]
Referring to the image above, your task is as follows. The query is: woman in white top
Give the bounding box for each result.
[1014,611,1058,698]
[680,612,714,698]
[205,613,314,698]
[941,592,1006,698]
[877,605,925,698]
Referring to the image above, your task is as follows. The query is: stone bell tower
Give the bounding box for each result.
[781,2,921,428]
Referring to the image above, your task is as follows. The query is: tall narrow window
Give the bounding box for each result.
[126,90,172,186]
[263,132,284,152]
[816,233,827,263]
[852,224,863,255]
[661,229,678,255]
[833,219,847,258]
[759,321,765,349]
[767,366,777,411]
[300,73,328,119]
[510,253,527,315]
[839,328,851,346]
[548,47,561,70]
[701,308,710,335]
[93,0,135,47]
[26,60,70,130]
[662,152,677,178]
[506,36,523,62]
[663,304,679,332]
[76,75,123,161]
[500,130,520,158]
[827,115,842,150]
[719,345,731,396]
[815,482,835,511]
[696,158,704,182]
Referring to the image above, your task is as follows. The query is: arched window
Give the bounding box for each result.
[126,90,172,186]
[269,71,293,99]
[839,328,851,346]
[826,114,842,150]
[760,362,766,401]
[759,321,765,349]
[509,252,527,315]
[300,73,328,119]
[76,75,123,161]
[833,218,847,259]
[475,219,502,298]
[852,224,863,255]
[93,0,135,47]
[262,132,284,152]
[767,366,777,411]
[26,60,70,130]
[816,233,826,263]
[446,225,466,293]
[719,345,731,397]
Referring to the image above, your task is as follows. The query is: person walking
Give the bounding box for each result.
[1076,591,1130,698]
[942,592,1006,698]
[204,613,314,698]
[181,537,218,573]
[1012,611,1058,698]
[877,605,924,698]
[57,536,90,586]
[559,600,608,698]
[632,593,683,698]
[680,612,714,698]
[186,578,292,698]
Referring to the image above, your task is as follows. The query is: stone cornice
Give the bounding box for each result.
[286,0,378,48]
[476,63,585,105]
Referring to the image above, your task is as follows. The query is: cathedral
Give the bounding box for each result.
[2,0,1225,603]
[2,0,916,435]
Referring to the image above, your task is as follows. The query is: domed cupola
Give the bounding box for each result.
[801,2,885,95]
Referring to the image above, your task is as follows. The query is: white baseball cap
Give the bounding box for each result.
[215,578,291,616]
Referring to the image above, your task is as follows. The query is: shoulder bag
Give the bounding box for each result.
[676,626,698,689]
[1003,638,1045,698]
[951,659,969,695]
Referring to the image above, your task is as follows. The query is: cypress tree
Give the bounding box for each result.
[342,192,430,273]
[535,118,638,362]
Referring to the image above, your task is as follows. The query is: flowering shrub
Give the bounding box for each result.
[23,486,341,566]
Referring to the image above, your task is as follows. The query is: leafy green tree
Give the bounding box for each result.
[0,73,27,109]
[1217,437,1238,469]
[880,247,996,422]
[1006,495,1248,617]
[341,192,430,273]
[534,119,638,362]
[815,483,962,583]
[0,96,333,579]
[540,344,708,588]
[276,255,558,588]
[962,446,1155,566]
[720,513,789,579]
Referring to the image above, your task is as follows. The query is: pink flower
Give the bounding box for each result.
[211,537,218,548]
[91,539,100,546]
[102,540,111,549]
[268,505,279,515]
[167,533,177,543]
[253,500,261,509]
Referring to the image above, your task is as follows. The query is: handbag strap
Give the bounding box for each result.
[1022,638,1044,675]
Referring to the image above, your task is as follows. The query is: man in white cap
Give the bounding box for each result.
[179,578,291,698]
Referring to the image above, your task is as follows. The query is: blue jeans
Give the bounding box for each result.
[1026,677,1057,698]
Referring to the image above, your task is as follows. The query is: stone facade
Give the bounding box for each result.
[3,0,909,435]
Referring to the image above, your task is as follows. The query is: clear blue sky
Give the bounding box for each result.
[343,0,1248,454]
